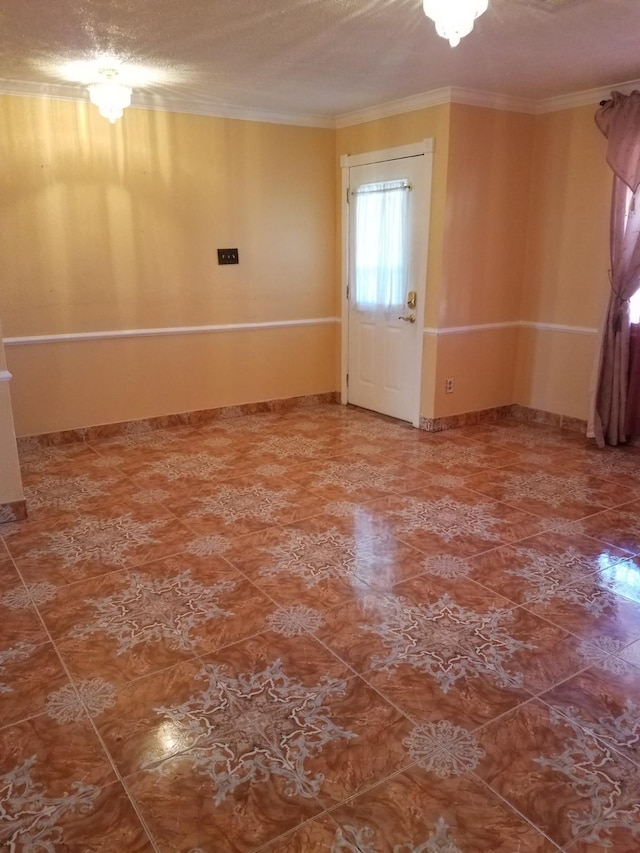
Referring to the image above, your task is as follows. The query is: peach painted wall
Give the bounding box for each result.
[432,104,534,417]
[514,105,611,420]
[7,324,338,436]
[0,318,24,505]
[0,95,337,435]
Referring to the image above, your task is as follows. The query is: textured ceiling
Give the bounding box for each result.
[1,0,640,121]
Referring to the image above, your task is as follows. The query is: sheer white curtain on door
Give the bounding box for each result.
[353,180,410,311]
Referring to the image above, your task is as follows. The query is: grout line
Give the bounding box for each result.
[467,769,564,850]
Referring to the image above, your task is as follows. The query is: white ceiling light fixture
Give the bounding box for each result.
[423,0,489,47]
[88,69,132,123]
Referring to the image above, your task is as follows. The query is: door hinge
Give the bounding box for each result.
[346,373,349,387]
[346,187,350,204]
[346,284,350,300]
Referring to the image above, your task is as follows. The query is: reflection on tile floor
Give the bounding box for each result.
[2,406,640,851]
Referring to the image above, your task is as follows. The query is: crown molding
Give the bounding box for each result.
[335,87,454,128]
[0,78,335,129]
[2,74,640,130]
[448,87,538,114]
[534,77,640,114]
[335,77,640,128]
[335,86,540,127]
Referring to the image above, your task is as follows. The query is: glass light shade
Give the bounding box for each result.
[88,78,132,123]
[423,0,489,47]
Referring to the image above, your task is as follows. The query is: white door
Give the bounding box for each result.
[345,149,431,424]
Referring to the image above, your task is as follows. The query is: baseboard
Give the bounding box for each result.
[17,392,340,450]
[0,500,28,525]
[419,403,587,434]
[509,404,587,434]
[419,405,513,432]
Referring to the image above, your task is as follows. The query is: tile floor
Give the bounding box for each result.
[1,405,640,851]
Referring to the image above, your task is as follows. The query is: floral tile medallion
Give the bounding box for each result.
[403,721,484,778]
[362,593,533,693]
[148,660,355,802]
[68,569,237,653]
[388,496,504,543]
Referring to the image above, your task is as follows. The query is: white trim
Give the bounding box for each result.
[340,163,350,407]
[519,320,598,335]
[0,370,12,382]
[423,320,598,336]
[424,321,517,336]
[3,318,340,346]
[448,87,538,115]
[3,75,640,130]
[340,140,432,169]
[335,79,640,129]
[341,141,433,428]
[336,87,539,128]
[537,78,640,115]
[0,78,335,129]
[336,89,452,128]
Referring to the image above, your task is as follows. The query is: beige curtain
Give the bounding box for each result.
[592,91,640,446]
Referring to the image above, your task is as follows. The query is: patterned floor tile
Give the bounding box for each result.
[384,432,521,476]
[95,651,340,851]
[167,632,412,810]
[258,814,343,853]
[474,699,640,848]
[4,502,194,587]
[224,515,425,604]
[0,714,117,849]
[0,640,69,728]
[574,501,640,554]
[0,563,51,647]
[459,420,587,454]
[41,554,274,685]
[464,463,638,521]
[173,473,327,536]
[17,442,106,475]
[9,405,640,851]
[522,560,640,646]
[554,444,640,490]
[224,525,380,611]
[373,486,545,557]
[284,452,427,502]
[467,531,629,606]
[327,766,557,852]
[118,446,260,497]
[541,663,640,768]
[317,575,585,727]
[21,469,137,522]
[88,426,202,464]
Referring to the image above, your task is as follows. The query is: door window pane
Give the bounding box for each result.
[353,180,409,311]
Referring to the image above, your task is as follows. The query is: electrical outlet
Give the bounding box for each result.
[217,248,239,265]
[445,377,454,394]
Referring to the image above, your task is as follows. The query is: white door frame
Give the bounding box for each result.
[340,140,434,428]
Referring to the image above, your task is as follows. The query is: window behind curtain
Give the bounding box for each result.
[353,180,410,311]
[625,186,640,322]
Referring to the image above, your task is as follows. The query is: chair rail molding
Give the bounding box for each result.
[3,317,340,346]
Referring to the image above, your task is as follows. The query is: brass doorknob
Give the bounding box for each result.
[398,314,416,323]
